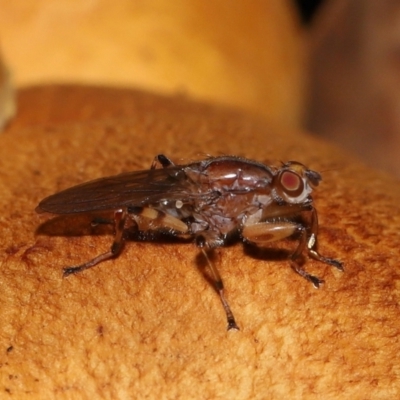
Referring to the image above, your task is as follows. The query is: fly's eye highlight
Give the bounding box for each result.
[280,170,303,195]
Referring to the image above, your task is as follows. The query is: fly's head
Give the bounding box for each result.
[271,161,322,205]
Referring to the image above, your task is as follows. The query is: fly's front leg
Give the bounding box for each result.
[63,209,127,277]
[195,233,239,331]
[242,221,325,288]
[289,224,325,288]
[307,208,344,271]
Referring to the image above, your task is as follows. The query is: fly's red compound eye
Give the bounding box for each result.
[279,170,304,198]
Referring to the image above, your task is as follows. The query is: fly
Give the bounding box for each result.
[36,154,343,330]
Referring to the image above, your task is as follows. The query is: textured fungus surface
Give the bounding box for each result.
[1,86,400,399]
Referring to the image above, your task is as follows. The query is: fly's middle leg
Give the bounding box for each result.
[63,209,127,277]
[196,233,239,331]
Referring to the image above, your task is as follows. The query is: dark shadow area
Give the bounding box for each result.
[36,214,308,291]
[293,0,325,24]
[36,213,193,245]
[243,242,293,262]
[194,241,303,296]
[36,213,114,237]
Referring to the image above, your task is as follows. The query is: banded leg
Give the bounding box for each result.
[196,233,239,331]
[63,209,127,277]
[287,223,325,288]
[307,208,344,271]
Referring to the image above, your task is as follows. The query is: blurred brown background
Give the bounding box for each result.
[2,0,400,177]
[0,0,305,129]
[307,0,400,178]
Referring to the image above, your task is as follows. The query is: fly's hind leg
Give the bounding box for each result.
[242,221,325,288]
[196,233,239,331]
[63,209,127,277]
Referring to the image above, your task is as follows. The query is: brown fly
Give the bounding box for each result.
[36,155,343,330]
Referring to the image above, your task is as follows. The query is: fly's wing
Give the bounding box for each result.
[36,167,197,214]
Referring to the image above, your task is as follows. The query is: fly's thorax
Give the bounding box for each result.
[185,157,274,194]
[180,158,276,238]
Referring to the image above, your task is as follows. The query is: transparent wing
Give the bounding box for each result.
[36,167,197,214]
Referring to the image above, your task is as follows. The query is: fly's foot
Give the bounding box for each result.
[326,258,344,272]
[227,317,240,331]
[63,266,85,277]
[309,249,344,272]
[308,274,325,289]
[290,260,325,289]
